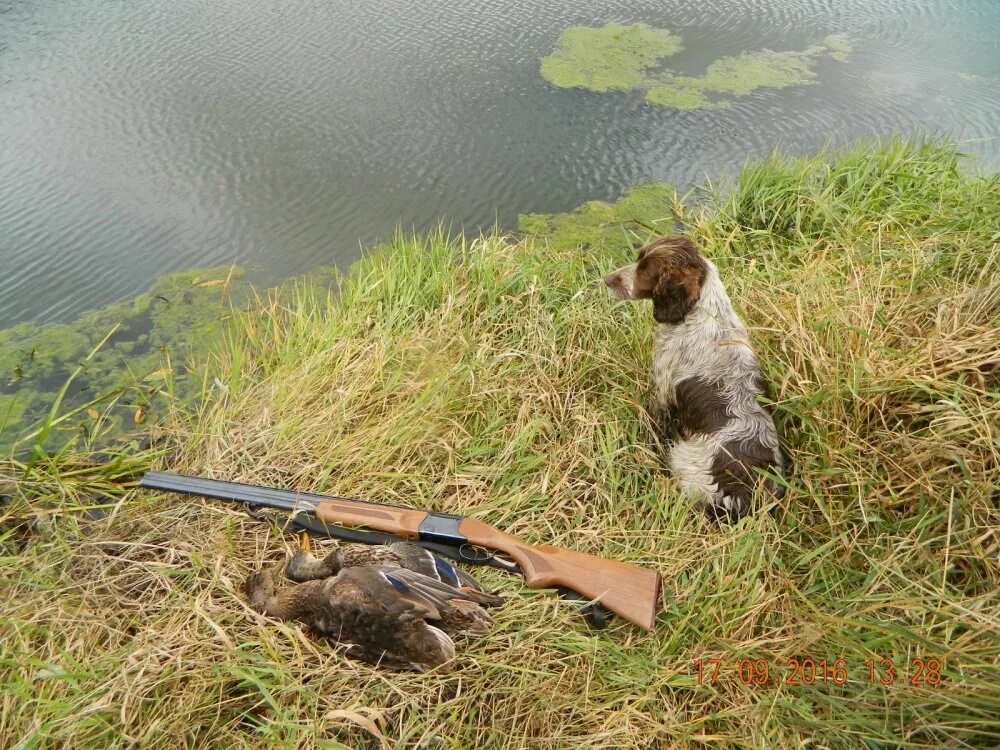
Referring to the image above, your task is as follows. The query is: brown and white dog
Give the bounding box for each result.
[604,235,785,521]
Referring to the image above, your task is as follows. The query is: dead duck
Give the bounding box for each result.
[285,534,486,591]
[245,559,503,672]
[283,534,501,635]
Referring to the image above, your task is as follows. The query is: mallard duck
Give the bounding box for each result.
[245,538,503,672]
[285,534,486,591]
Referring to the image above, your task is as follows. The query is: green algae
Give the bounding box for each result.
[822,34,852,62]
[518,183,677,255]
[0,262,359,455]
[540,23,683,93]
[697,45,825,95]
[0,267,258,454]
[958,71,999,85]
[0,393,33,432]
[541,24,852,110]
[644,79,718,111]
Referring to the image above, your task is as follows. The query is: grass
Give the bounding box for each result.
[2,138,999,748]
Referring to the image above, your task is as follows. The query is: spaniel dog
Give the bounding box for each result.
[604,235,785,521]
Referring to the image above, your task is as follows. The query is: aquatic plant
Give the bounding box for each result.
[539,23,682,93]
[541,24,853,110]
[2,139,997,748]
[958,71,999,85]
[643,78,719,110]
[518,182,676,254]
[0,268,256,455]
[822,33,852,62]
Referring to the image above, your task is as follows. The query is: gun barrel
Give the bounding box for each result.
[139,471,331,512]
[142,471,523,571]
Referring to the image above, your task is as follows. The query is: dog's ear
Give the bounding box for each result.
[651,263,703,324]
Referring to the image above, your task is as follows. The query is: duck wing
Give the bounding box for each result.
[386,541,494,593]
[451,565,491,593]
[385,542,440,578]
[376,567,501,635]
[334,566,445,620]
[337,541,497,595]
[376,567,504,610]
[316,569,457,671]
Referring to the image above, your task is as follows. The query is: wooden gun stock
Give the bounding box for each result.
[458,518,661,631]
[314,501,662,630]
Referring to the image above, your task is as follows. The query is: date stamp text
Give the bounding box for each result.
[693,657,944,687]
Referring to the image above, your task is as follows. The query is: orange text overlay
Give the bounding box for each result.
[692,657,944,687]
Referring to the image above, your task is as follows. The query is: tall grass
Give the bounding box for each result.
[1,139,998,748]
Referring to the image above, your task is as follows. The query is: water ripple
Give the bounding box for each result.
[1,0,998,325]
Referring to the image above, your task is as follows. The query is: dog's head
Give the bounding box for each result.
[603,235,708,324]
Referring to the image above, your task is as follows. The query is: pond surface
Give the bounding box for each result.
[2,0,999,326]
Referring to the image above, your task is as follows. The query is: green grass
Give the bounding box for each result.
[2,138,998,748]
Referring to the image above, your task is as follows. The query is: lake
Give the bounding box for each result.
[2,0,999,327]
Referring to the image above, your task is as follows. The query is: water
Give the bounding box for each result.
[2,0,998,327]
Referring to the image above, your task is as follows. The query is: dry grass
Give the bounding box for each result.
[2,139,998,748]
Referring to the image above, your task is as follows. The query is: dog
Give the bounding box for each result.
[604,235,785,521]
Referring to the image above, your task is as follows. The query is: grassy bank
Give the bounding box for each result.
[2,139,998,748]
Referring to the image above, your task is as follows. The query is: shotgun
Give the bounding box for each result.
[139,471,662,630]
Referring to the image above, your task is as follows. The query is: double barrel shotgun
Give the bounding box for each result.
[139,471,662,630]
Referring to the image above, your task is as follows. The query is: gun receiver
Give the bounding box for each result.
[139,471,662,630]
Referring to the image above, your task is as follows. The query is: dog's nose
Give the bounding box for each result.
[603,272,620,288]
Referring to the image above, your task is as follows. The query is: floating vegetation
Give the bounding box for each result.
[518,183,676,255]
[958,71,999,85]
[0,268,253,454]
[823,34,852,62]
[0,267,339,455]
[541,24,852,110]
[539,23,683,93]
